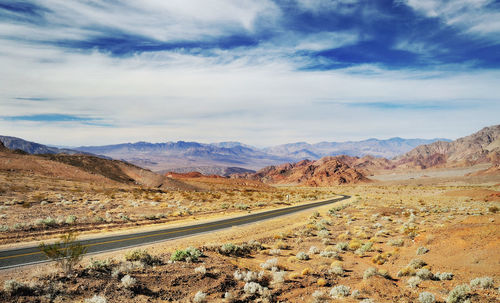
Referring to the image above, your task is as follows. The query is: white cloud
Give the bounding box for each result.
[405,0,500,37]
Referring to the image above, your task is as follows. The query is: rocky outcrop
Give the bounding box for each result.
[395,125,500,169]
[239,157,368,186]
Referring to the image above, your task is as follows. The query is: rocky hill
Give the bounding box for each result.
[395,125,500,169]
[0,140,198,191]
[238,156,369,186]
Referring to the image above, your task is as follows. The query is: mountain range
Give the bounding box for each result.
[70,137,447,172]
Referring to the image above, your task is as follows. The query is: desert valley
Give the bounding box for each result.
[0,125,498,303]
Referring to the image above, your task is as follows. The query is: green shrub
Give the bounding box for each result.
[170,247,202,262]
[39,232,87,275]
[124,249,161,266]
[446,284,471,303]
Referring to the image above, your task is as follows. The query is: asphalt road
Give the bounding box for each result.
[0,195,350,269]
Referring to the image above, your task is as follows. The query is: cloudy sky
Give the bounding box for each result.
[1,0,499,146]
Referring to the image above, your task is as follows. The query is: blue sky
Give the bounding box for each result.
[0,0,499,146]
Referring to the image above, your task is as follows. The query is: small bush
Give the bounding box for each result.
[416,246,429,255]
[218,241,261,257]
[85,295,107,303]
[296,252,310,260]
[470,276,494,289]
[120,275,136,289]
[435,272,454,281]
[363,267,378,280]
[309,246,319,254]
[335,242,348,251]
[416,268,433,280]
[419,292,436,303]
[388,238,404,246]
[330,285,350,298]
[320,250,339,259]
[3,280,30,296]
[408,276,422,288]
[312,290,328,303]
[86,258,112,273]
[170,247,202,262]
[39,232,86,275]
[446,284,471,303]
[244,282,264,295]
[193,291,207,303]
[125,249,161,266]
[260,258,278,270]
[272,270,286,284]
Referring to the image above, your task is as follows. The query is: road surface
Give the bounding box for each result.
[0,195,350,269]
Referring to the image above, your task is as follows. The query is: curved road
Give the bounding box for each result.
[0,195,350,269]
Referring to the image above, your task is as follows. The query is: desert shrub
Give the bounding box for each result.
[348,239,362,251]
[234,270,259,282]
[416,246,429,255]
[260,258,278,270]
[39,232,86,275]
[407,276,422,288]
[446,284,471,303]
[419,292,436,303]
[435,272,454,281]
[224,291,234,302]
[218,241,261,257]
[309,246,319,254]
[3,280,30,296]
[360,299,375,303]
[470,276,494,289]
[120,274,137,289]
[269,248,281,256]
[125,249,161,266]
[329,264,344,276]
[330,285,350,298]
[416,268,434,280]
[193,291,207,303]
[388,238,404,246]
[170,247,202,262]
[296,252,309,260]
[0,225,8,232]
[111,261,144,278]
[65,215,77,224]
[336,242,348,251]
[351,289,361,299]
[244,282,264,295]
[272,270,286,284]
[86,258,112,273]
[320,250,339,259]
[355,241,373,256]
[85,295,107,303]
[363,267,378,280]
[312,290,329,303]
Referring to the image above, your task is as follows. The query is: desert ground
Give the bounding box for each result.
[0,168,499,303]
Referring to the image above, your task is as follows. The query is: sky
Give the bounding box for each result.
[0,0,499,147]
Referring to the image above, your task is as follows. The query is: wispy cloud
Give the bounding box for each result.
[0,0,499,146]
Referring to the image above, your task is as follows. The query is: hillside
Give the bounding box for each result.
[0,140,197,191]
[238,156,369,186]
[0,135,90,156]
[395,125,500,169]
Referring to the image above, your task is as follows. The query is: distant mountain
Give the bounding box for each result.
[236,157,369,186]
[263,137,450,160]
[395,125,500,169]
[74,141,288,172]
[73,138,447,172]
[0,135,93,156]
